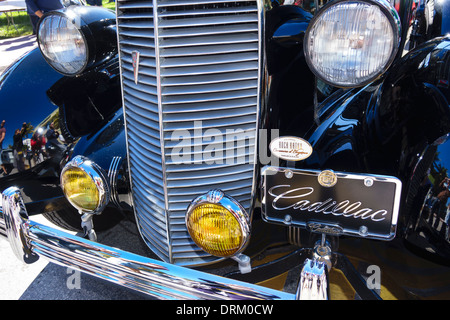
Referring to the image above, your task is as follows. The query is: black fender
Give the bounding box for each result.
[288,37,450,263]
[69,109,131,211]
[388,38,450,264]
[0,48,69,213]
[411,0,450,47]
[46,56,121,142]
[298,37,450,185]
[264,4,316,138]
[0,48,63,151]
[0,47,126,216]
[367,38,450,235]
[403,136,450,265]
[45,57,129,211]
[0,7,128,233]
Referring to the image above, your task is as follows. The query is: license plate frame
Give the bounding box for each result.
[261,166,402,240]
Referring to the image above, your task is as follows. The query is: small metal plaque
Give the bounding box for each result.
[261,167,402,240]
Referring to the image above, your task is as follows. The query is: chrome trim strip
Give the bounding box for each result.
[296,258,328,300]
[116,4,131,216]
[153,0,172,262]
[0,187,294,300]
[248,0,263,223]
[107,156,123,208]
[1,187,38,263]
[0,210,6,239]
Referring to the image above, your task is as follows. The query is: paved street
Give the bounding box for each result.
[1,214,151,299]
[0,0,35,72]
[0,34,36,74]
[0,8,43,299]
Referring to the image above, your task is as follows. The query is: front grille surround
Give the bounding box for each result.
[117,0,263,266]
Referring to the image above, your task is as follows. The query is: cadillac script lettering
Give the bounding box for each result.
[268,185,388,222]
[307,222,344,235]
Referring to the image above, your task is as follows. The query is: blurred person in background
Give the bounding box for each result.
[25,0,64,34]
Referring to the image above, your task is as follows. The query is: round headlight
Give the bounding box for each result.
[304,0,401,87]
[186,190,250,258]
[61,156,110,214]
[37,6,117,76]
[38,14,88,75]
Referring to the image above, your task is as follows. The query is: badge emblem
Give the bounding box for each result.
[132,51,140,84]
[318,170,337,187]
[307,222,344,236]
[269,136,313,161]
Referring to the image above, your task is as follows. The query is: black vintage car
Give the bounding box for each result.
[1,0,450,300]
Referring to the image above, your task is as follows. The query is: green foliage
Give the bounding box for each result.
[0,0,116,39]
[0,10,33,39]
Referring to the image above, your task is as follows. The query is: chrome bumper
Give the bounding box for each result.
[0,187,295,300]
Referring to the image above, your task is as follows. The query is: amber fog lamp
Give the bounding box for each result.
[37,6,117,76]
[186,190,251,258]
[61,155,110,214]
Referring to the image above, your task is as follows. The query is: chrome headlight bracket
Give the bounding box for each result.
[61,155,110,241]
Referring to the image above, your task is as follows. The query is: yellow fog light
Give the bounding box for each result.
[61,167,99,211]
[61,156,110,214]
[186,190,250,258]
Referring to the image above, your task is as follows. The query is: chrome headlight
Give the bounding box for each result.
[61,156,110,214]
[304,0,401,87]
[37,6,117,76]
[38,13,87,75]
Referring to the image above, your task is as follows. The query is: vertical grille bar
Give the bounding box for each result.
[117,0,262,265]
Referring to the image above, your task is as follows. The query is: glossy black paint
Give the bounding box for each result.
[0,48,63,150]
[403,135,450,264]
[396,39,450,264]
[413,0,450,45]
[47,57,121,140]
[0,29,123,216]
[262,0,450,264]
[1,0,449,296]
[264,2,316,138]
[0,48,67,211]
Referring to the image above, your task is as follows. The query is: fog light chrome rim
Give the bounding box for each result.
[186,189,251,258]
[60,155,110,214]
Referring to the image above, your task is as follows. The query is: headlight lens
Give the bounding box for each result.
[186,190,250,258]
[61,156,110,214]
[61,167,99,211]
[304,0,400,87]
[38,14,87,75]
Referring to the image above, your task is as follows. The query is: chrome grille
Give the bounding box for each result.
[117,0,261,265]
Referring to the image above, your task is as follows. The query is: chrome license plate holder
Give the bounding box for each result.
[261,166,402,240]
